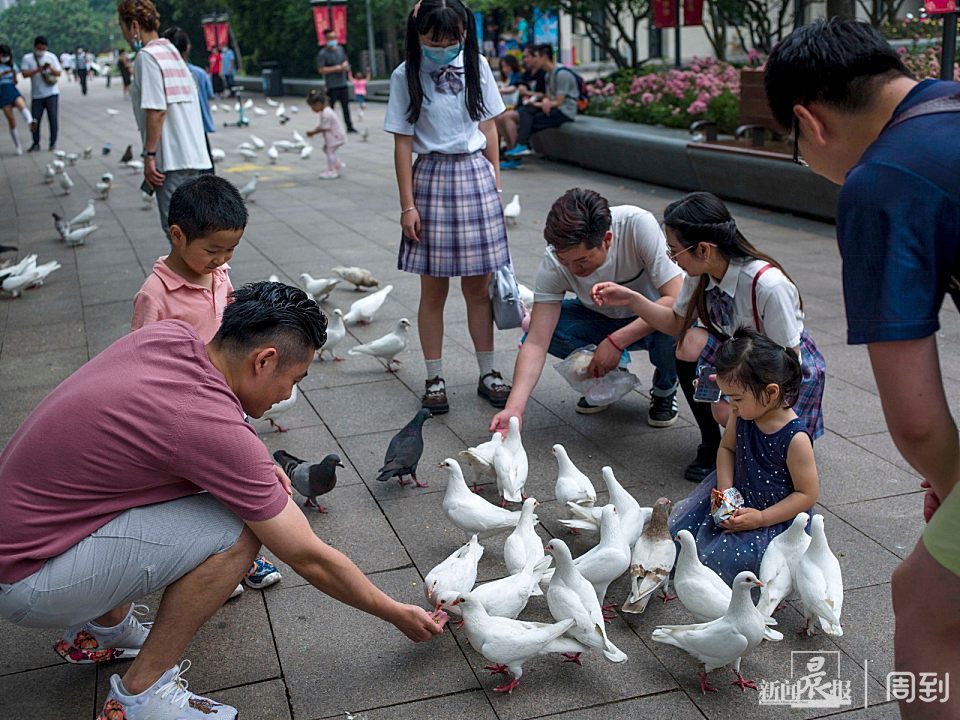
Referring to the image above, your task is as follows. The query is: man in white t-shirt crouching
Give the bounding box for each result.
[490,187,683,434]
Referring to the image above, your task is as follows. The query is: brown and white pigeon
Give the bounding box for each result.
[622,497,674,614]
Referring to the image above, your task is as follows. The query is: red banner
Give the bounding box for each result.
[925,0,957,13]
[313,4,348,45]
[216,22,230,48]
[653,0,704,28]
[202,23,217,50]
[202,21,231,50]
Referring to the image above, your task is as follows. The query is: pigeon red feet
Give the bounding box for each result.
[601,603,618,622]
[470,484,486,494]
[454,618,464,629]
[568,527,581,536]
[659,588,677,603]
[304,498,327,513]
[484,664,509,676]
[731,670,758,692]
[333,356,344,362]
[698,670,719,694]
[499,498,509,508]
[560,652,582,666]
[267,419,289,432]
[398,477,412,487]
[774,601,787,612]
[798,619,817,637]
[413,475,429,488]
[493,677,520,694]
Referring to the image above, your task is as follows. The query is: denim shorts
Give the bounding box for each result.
[0,493,245,628]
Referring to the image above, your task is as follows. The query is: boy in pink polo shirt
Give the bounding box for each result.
[131,174,283,595]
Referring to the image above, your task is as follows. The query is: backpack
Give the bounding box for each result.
[558,66,589,113]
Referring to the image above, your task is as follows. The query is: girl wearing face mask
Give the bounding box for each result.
[0,44,34,155]
[385,0,511,416]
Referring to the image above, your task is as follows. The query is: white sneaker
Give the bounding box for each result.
[230,584,244,599]
[318,170,340,180]
[55,604,152,664]
[98,661,238,719]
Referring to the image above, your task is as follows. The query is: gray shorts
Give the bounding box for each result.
[0,493,245,628]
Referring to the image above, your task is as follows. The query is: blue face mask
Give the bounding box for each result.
[326,40,338,48]
[422,42,461,66]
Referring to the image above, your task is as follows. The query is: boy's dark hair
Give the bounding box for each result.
[543,188,611,251]
[306,89,327,107]
[535,44,554,61]
[663,191,802,347]
[716,327,802,408]
[0,44,11,58]
[34,36,48,48]
[162,26,190,57]
[214,282,327,367]
[403,0,486,123]
[764,18,910,131]
[167,175,248,242]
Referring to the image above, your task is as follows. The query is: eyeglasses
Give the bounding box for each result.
[792,116,808,167]
[667,242,715,262]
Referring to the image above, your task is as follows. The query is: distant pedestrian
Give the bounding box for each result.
[20,35,61,152]
[0,43,35,155]
[208,45,223,96]
[117,48,132,98]
[306,89,346,179]
[75,47,90,95]
[317,29,356,133]
[349,67,369,119]
[220,44,236,97]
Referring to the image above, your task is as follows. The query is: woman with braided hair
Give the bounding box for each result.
[593,191,825,483]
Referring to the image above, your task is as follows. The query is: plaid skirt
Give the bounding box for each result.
[701,329,826,440]
[399,151,509,278]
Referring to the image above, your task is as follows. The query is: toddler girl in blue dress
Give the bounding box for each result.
[669,328,820,584]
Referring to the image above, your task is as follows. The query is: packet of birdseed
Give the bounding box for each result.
[710,487,744,524]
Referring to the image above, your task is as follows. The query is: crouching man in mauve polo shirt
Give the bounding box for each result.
[0,282,445,720]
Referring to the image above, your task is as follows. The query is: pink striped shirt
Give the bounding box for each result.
[141,38,193,103]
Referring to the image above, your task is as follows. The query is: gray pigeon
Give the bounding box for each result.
[376,408,431,487]
[119,144,133,164]
[274,450,344,513]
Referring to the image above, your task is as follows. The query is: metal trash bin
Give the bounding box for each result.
[261,61,282,97]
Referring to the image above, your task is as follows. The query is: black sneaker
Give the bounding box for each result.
[422,377,449,415]
[685,443,718,483]
[648,391,679,427]
[27,143,40,153]
[575,397,607,415]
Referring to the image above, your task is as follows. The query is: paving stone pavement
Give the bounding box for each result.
[2,79,950,719]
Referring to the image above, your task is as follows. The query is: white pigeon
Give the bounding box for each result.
[258,384,298,432]
[622,497,674,614]
[239,148,257,161]
[553,444,596,510]
[289,105,299,113]
[756,512,811,618]
[0,254,37,279]
[66,152,80,166]
[543,504,631,608]
[101,172,114,183]
[440,458,528,539]
[53,150,66,160]
[275,102,286,117]
[210,148,226,163]
[494,416,528,504]
[253,106,267,116]
[672,529,783,642]
[268,274,280,283]
[292,130,307,145]
[360,128,369,142]
[440,556,553,621]
[2,267,41,297]
[65,225,98,247]
[439,591,588,695]
[267,145,279,164]
[43,165,56,184]
[559,466,651,550]
[503,497,544,578]
[82,147,93,159]
[243,98,254,109]
[125,159,144,172]
[318,308,346,361]
[237,141,256,152]
[51,159,65,174]
[106,108,120,116]
[266,97,279,107]
[347,318,410,372]
[796,514,843,636]
[69,200,96,227]
[233,101,241,112]
[59,172,74,195]
[300,145,313,160]
[342,284,392,325]
[652,571,767,694]
[28,260,61,286]
[300,274,340,302]
[331,265,379,290]
[459,432,502,490]
[544,538,628,663]
[503,194,521,224]
[238,174,259,202]
[273,140,297,152]
[210,102,218,112]
[96,181,111,200]
[423,534,484,604]
[249,134,266,149]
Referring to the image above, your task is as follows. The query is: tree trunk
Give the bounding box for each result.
[826,0,857,19]
[383,8,400,72]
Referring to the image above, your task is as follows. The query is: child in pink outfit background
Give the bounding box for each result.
[306,89,346,180]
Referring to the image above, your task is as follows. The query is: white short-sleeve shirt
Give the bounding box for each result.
[131,51,212,173]
[533,206,683,319]
[672,257,805,349]
[20,51,61,99]
[384,53,506,154]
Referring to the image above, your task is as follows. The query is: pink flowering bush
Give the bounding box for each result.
[584,78,617,116]
[898,44,960,81]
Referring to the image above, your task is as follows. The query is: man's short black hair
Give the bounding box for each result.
[167,175,248,242]
[214,282,327,367]
[535,44,553,61]
[325,29,337,38]
[764,18,910,130]
[34,36,48,48]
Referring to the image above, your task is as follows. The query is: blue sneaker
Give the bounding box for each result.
[500,159,524,170]
[504,143,532,157]
[244,555,282,589]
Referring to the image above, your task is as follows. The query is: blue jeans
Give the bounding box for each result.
[547,299,678,397]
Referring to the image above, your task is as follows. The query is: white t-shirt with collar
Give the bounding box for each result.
[20,51,61,99]
[384,53,506,155]
[672,256,805,349]
[534,205,683,319]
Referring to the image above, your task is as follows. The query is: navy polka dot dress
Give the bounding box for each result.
[669,417,811,585]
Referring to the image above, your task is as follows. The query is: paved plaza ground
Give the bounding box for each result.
[2,79,955,719]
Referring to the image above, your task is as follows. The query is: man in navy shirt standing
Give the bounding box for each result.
[765,19,959,718]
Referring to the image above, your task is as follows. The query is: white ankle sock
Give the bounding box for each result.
[425,358,443,382]
[10,128,21,152]
[476,351,495,378]
[19,107,32,124]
